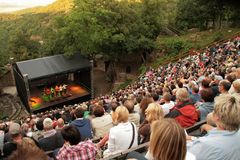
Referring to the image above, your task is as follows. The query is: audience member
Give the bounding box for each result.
[124,99,140,128]
[91,105,113,139]
[38,118,64,151]
[103,106,138,157]
[139,103,164,144]
[145,119,196,160]
[165,88,198,127]
[197,89,214,121]
[160,92,175,115]
[71,107,93,141]
[189,94,240,159]
[56,125,97,160]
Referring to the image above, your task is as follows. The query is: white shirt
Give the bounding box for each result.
[103,122,138,157]
[161,101,175,115]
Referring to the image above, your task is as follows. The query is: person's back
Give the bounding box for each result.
[71,107,93,141]
[128,113,140,128]
[38,131,64,151]
[189,129,240,160]
[38,118,64,152]
[71,118,92,141]
[56,125,97,160]
[92,114,113,139]
[108,121,138,152]
[189,94,240,160]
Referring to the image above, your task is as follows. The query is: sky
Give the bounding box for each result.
[0,0,56,13]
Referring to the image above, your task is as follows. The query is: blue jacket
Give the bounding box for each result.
[71,119,93,141]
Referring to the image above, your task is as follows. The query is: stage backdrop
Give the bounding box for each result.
[13,54,92,113]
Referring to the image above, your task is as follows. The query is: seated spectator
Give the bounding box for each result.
[103,106,138,157]
[139,96,154,123]
[189,94,240,160]
[124,99,140,128]
[38,118,64,152]
[32,118,44,141]
[110,101,120,125]
[71,107,93,141]
[165,88,198,128]
[3,123,22,158]
[91,105,113,139]
[145,119,196,160]
[218,80,231,95]
[160,92,175,115]
[189,86,201,104]
[197,89,214,121]
[55,118,65,130]
[230,79,240,94]
[139,103,164,144]
[8,139,48,160]
[56,125,97,160]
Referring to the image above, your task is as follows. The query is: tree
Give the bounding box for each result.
[8,30,41,61]
[55,0,168,81]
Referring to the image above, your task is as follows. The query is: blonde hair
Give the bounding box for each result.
[149,119,186,160]
[115,106,129,123]
[145,103,164,123]
[213,94,240,131]
[233,79,240,93]
[176,88,189,102]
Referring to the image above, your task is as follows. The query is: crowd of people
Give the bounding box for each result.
[0,35,240,160]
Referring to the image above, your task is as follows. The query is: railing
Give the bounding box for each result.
[102,142,149,160]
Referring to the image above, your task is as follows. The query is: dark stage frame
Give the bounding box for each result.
[13,54,93,113]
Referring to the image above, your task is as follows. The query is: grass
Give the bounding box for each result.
[153,27,240,67]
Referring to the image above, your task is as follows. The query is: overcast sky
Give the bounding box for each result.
[0,0,56,13]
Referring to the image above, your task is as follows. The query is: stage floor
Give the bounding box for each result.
[29,84,90,111]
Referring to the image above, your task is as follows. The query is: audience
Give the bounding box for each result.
[0,35,239,159]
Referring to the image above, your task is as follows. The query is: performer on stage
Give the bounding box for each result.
[51,87,55,99]
[59,84,63,96]
[55,85,60,97]
[63,84,68,95]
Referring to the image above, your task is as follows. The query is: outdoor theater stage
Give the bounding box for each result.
[29,84,90,111]
[13,54,92,113]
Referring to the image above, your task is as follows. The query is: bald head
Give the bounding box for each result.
[57,118,65,129]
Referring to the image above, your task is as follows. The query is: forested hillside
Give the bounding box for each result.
[0,0,73,74]
[0,0,239,76]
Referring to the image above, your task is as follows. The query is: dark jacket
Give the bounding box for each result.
[71,119,93,141]
[38,131,64,152]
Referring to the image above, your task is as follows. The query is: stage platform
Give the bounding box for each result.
[29,84,90,112]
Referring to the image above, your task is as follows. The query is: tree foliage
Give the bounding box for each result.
[176,0,240,30]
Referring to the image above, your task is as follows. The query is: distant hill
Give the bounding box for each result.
[14,0,73,15]
[0,0,73,21]
[0,0,74,75]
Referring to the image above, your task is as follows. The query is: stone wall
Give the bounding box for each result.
[0,70,15,88]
